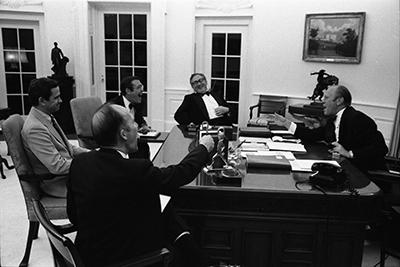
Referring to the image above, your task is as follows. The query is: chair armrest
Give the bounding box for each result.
[109,248,170,267]
[56,223,77,235]
[249,104,259,119]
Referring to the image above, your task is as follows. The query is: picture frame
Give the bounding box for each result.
[303,12,366,64]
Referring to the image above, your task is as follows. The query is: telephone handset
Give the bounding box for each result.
[309,162,347,188]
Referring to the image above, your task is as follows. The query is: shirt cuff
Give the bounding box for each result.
[174,231,190,243]
[288,122,297,135]
[349,150,354,158]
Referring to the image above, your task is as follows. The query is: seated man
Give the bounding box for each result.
[174,73,232,126]
[67,104,214,267]
[272,85,388,172]
[21,77,88,197]
[108,76,151,159]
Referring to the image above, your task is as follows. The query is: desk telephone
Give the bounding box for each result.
[309,162,347,188]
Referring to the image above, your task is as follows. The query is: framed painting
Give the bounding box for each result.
[303,12,366,64]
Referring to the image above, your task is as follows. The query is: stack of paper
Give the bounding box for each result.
[289,160,340,172]
[266,139,306,152]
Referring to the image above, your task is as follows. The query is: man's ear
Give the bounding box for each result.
[38,97,46,106]
[120,128,128,141]
[336,96,344,106]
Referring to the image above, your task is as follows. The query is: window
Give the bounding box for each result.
[2,27,36,115]
[210,33,241,123]
[103,13,148,115]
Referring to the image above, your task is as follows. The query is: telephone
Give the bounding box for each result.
[309,162,347,188]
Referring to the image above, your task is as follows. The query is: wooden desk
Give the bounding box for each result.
[153,126,382,267]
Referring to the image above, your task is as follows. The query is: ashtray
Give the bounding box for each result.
[221,166,241,178]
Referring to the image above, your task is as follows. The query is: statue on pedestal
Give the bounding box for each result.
[308,69,339,101]
[51,42,69,79]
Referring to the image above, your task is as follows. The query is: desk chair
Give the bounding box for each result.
[368,156,400,266]
[248,95,288,127]
[70,97,102,149]
[32,199,171,267]
[2,114,68,267]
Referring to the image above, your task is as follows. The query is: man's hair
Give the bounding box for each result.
[92,104,125,146]
[335,85,352,106]
[28,77,59,106]
[189,73,206,84]
[120,76,141,95]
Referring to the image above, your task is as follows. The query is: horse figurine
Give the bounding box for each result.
[308,70,339,101]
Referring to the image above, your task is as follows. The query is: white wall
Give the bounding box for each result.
[163,0,399,143]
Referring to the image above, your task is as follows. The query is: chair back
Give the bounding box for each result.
[70,97,102,149]
[32,199,84,267]
[2,114,42,219]
[257,95,288,117]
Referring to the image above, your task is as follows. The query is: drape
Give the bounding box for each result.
[389,90,400,158]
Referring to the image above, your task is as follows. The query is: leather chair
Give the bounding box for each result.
[248,95,288,127]
[70,97,102,149]
[32,199,171,267]
[2,114,68,267]
[368,156,400,266]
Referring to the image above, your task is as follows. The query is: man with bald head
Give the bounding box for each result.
[67,104,214,267]
[273,85,388,172]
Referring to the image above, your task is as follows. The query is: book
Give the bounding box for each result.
[239,127,271,138]
[247,154,291,170]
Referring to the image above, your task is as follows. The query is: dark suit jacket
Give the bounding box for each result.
[174,92,232,126]
[67,145,209,267]
[294,106,388,171]
[109,95,147,127]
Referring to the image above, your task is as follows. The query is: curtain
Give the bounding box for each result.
[389,90,400,158]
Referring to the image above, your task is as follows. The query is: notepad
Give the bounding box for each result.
[247,154,291,170]
[266,139,306,152]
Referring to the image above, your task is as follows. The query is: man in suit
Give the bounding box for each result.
[21,77,88,197]
[273,85,388,172]
[108,76,151,159]
[67,104,214,267]
[174,73,232,126]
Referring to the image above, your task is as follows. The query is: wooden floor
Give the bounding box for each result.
[0,141,399,267]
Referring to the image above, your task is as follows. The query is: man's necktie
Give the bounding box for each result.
[50,115,71,155]
[128,103,136,115]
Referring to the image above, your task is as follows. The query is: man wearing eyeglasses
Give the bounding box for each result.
[174,73,232,126]
[272,85,388,172]
[109,76,151,159]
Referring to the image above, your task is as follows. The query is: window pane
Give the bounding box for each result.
[226,80,239,101]
[104,14,117,39]
[23,95,31,115]
[22,74,36,94]
[211,57,225,78]
[4,51,20,72]
[228,102,238,123]
[7,95,23,115]
[105,41,118,65]
[2,28,18,49]
[119,14,132,39]
[134,42,147,66]
[120,41,132,65]
[212,33,225,55]
[134,15,146,40]
[106,92,119,102]
[19,29,34,50]
[134,67,147,92]
[120,67,133,82]
[210,79,224,98]
[106,67,118,91]
[6,74,21,93]
[227,57,240,78]
[227,33,241,55]
[21,52,36,72]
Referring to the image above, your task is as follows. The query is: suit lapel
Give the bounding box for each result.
[193,94,210,120]
[338,106,352,144]
[31,108,71,153]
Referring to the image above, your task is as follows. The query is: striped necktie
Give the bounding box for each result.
[50,115,71,155]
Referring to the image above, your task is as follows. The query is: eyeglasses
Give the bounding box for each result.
[191,77,205,85]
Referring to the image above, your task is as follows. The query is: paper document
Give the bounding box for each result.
[241,151,296,160]
[271,130,293,135]
[290,160,340,172]
[266,139,306,152]
[159,194,171,212]
[138,131,160,138]
[239,137,269,143]
[241,142,268,152]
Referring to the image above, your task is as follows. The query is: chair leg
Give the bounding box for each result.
[19,221,39,267]
[0,156,5,179]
